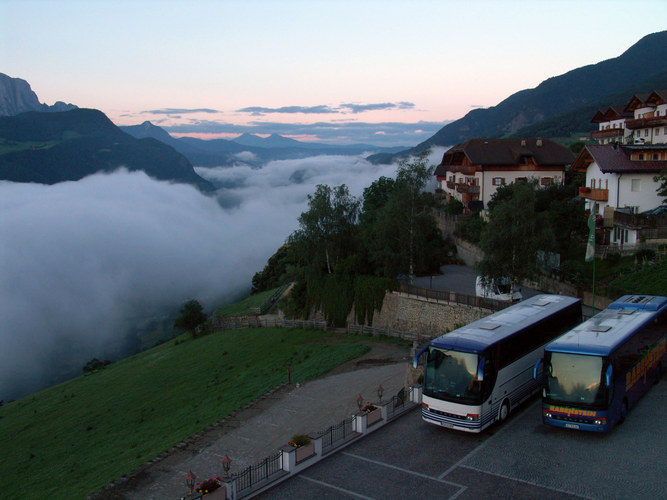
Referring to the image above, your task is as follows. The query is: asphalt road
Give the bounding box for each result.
[413,264,541,298]
[260,372,667,499]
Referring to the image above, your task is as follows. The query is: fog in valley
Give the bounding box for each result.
[0,149,444,401]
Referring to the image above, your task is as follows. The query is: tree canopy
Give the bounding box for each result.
[477,181,554,300]
[271,154,447,325]
[174,299,207,338]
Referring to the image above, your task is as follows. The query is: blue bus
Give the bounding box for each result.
[414,294,582,432]
[536,295,667,432]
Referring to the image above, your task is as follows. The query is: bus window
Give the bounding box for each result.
[424,347,483,404]
[545,352,608,406]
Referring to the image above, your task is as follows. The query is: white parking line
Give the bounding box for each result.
[458,464,594,500]
[342,451,467,496]
[298,475,375,499]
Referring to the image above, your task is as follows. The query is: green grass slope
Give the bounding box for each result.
[0,328,369,499]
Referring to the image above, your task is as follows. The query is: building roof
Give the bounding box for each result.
[436,138,574,175]
[591,106,632,123]
[645,89,667,106]
[571,144,667,174]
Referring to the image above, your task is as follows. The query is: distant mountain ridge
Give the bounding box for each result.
[0,109,215,190]
[120,122,406,167]
[0,73,77,115]
[369,30,667,163]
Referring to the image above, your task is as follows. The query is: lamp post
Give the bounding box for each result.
[185,470,196,495]
[377,384,384,404]
[356,393,363,414]
[222,454,232,478]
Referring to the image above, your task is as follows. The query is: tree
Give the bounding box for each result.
[477,181,554,301]
[362,153,444,278]
[174,299,207,338]
[654,170,667,204]
[288,184,360,275]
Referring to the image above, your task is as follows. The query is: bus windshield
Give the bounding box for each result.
[423,347,483,404]
[544,352,608,407]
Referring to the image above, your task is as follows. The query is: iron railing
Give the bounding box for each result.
[234,451,284,494]
[321,416,355,453]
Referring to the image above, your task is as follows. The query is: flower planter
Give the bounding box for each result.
[366,408,382,426]
[295,441,315,463]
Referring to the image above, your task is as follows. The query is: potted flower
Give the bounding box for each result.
[196,477,222,496]
[362,403,382,425]
[289,434,314,462]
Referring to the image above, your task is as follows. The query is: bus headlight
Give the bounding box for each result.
[466,413,480,421]
[594,418,606,425]
[544,412,553,418]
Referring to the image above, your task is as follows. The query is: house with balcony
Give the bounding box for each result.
[591,89,667,145]
[434,138,574,210]
[571,142,667,250]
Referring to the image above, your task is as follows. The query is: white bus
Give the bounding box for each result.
[414,294,582,432]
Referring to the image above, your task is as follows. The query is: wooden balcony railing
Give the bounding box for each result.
[578,186,608,201]
[625,116,667,130]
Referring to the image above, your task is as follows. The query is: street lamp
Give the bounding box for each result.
[222,454,232,478]
[377,384,384,404]
[185,470,196,495]
[356,393,363,414]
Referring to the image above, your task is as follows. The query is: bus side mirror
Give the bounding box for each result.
[413,346,428,369]
[605,365,613,388]
[476,357,485,382]
[533,359,543,381]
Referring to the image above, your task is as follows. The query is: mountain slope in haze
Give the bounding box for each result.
[369,30,667,163]
[0,72,77,115]
[0,109,215,191]
[121,122,407,167]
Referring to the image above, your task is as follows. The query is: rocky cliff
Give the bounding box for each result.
[0,72,77,116]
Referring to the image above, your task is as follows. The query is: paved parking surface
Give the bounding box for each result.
[261,373,667,499]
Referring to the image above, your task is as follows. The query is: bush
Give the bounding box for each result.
[634,249,656,262]
[288,434,310,447]
[454,213,486,244]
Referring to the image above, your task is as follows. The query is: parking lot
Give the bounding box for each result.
[261,373,667,499]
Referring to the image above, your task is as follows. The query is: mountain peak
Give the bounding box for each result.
[0,72,77,116]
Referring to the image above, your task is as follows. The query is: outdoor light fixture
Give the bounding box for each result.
[377,384,384,403]
[356,393,363,413]
[185,470,196,495]
[222,454,232,478]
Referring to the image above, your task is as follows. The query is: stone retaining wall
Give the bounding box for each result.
[365,291,491,339]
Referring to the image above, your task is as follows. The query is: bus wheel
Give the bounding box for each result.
[499,400,510,423]
[619,400,628,424]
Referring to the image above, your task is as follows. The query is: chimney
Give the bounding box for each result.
[521,139,526,146]
[536,138,543,147]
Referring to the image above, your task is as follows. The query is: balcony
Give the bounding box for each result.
[591,129,624,139]
[625,116,667,130]
[578,187,608,202]
[449,165,477,176]
[456,183,480,194]
[446,181,456,189]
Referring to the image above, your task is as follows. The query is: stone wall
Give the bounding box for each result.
[366,291,492,339]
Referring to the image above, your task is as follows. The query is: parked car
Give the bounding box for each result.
[475,276,522,302]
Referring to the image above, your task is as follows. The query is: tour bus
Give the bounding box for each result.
[414,294,582,432]
[535,294,667,433]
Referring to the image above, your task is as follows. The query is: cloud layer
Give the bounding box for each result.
[0,148,445,400]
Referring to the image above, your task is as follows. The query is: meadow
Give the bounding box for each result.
[0,327,369,499]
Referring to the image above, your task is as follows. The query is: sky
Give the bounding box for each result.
[2,0,666,146]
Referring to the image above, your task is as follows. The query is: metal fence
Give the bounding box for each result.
[397,283,508,311]
[321,416,355,453]
[234,451,284,495]
[385,390,408,420]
